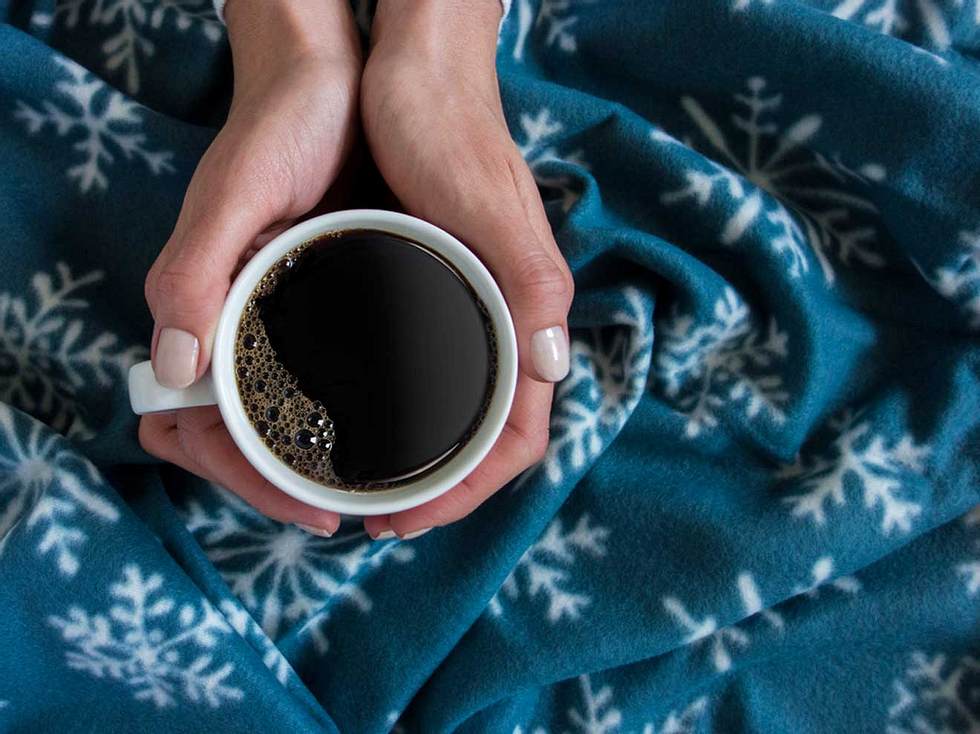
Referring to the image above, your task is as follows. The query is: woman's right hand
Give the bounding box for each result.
[359,0,574,539]
[138,0,361,536]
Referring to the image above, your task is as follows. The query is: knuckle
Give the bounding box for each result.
[514,252,574,307]
[430,498,468,527]
[505,421,549,467]
[175,424,203,467]
[146,260,216,316]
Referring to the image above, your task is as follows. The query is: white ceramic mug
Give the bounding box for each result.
[128,209,518,516]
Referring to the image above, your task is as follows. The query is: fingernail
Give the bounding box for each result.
[295,523,334,537]
[372,529,397,541]
[154,327,200,389]
[400,528,431,540]
[530,326,569,382]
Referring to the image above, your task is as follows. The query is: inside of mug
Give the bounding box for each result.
[210,211,518,515]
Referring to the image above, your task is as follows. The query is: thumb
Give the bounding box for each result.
[488,223,574,384]
[145,142,281,389]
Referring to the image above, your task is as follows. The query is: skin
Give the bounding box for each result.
[139,0,574,538]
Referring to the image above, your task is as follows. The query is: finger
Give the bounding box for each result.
[390,127,575,384]
[386,374,553,536]
[362,514,395,540]
[139,411,230,486]
[139,407,341,534]
[144,126,292,391]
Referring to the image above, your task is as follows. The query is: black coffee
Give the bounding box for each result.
[234,229,496,488]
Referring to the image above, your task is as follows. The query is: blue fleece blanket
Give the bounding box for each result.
[1,1,978,731]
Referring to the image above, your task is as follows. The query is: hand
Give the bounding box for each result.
[138,0,362,536]
[360,0,574,539]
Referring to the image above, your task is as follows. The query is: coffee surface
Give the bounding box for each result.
[234,229,495,487]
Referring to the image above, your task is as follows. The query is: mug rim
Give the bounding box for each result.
[211,210,518,516]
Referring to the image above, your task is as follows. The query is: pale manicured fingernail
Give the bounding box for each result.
[154,327,199,389]
[400,528,431,540]
[530,326,569,382]
[372,529,397,541]
[295,523,334,537]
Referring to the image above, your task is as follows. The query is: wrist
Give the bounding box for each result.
[372,0,501,62]
[225,0,362,78]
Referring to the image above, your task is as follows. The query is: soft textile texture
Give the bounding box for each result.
[1,1,979,732]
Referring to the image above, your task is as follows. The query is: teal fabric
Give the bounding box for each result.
[1,0,979,731]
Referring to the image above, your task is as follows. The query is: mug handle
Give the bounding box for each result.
[128,361,218,415]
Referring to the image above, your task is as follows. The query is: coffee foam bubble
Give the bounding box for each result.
[234,240,341,486]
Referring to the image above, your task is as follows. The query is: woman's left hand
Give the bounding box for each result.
[360,0,574,539]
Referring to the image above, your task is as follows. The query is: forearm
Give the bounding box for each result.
[221,0,362,85]
[371,0,502,61]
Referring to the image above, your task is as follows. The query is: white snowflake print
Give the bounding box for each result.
[489,514,609,623]
[513,674,708,734]
[930,226,980,329]
[219,599,292,687]
[13,57,175,193]
[663,557,860,672]
[778,410,929,535]
[887,650,980,733]
[510,0,595,62]
[528,287,652,486]
[832,0,979,51]
[0,405,119,576]
[34,0,223,94]
[653,287,788,439]
[653,77,886,284]
[957,505,980,598]
[790,556,863,597]
[48,564,243,708]
[516,108,588,213]
[732,0,774,9]
[183,487,414,653]
[0,262,145,439]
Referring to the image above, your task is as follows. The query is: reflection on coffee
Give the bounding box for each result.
[234,229,496,489]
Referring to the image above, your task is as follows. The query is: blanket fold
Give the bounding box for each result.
[1,1,977,732]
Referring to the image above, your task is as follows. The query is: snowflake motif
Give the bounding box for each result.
[34,0,223,94]
[778,410,929,535]
[831,0,979,51]
[489,514,609,623]
[13,57,174,193]
[886,650,980,734]
[653,287,788,439]
[565,676,622,734]
[0,262,145,439]
[929,227,980,329]
[182,487,414,653]
[513,674,707,734]
[957,505,980,598]
[653,77,886,284]
[516,108,588,213]
[524,287,652,487]
[0,405,119,576]
[218,599,292,687]
[511,0,595,62]
[48,564,243,708]
[663,557,860,672]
